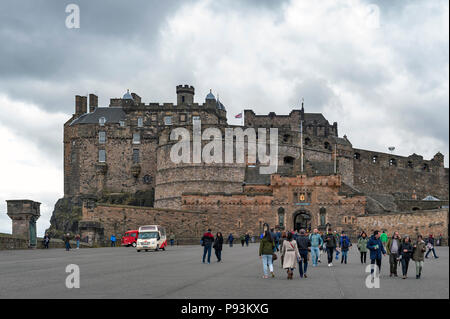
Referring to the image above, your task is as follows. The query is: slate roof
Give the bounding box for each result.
[70,107,126,126]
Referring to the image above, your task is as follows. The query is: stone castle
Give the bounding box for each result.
[46,85,449,244]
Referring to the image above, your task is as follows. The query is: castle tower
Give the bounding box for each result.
[176,85,195,105]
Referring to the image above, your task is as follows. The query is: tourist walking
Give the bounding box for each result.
[63,233,71,251]
[43,233,50,249]
[339,231,351,264]
[240,234,245,247]
[437,234,443,246]
[386,231,401,277]
[276,230,282,251]
[357,232,369,264]
[227,233,234,247]
[213,232,224,262]
[367,230,386,281]
[281,231,300,280]
[296,229,311,278]
[380,230,388,247]
[245,233,250,246]
[259,229,275,278]
[425,234,439,259]
[201,229,215,264]
[412,235,427,279]
[324,229,337,267]
[334,231,340,260]
[398,236,413,279]
[309,228,323,267]
[75,234,81,249]
[110,234,116,247]
[169,233,175,246]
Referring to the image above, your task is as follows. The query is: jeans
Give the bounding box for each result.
[425,248,438,258]
[262,254,273,276]
[241,240,245,247]
[401,257,410,276]
[170,239,174,246]
[311,247,320,266]
[275,241,280,251]
[370,258,382,275]
[203,244,212,263]
[111,241,116,247]
[389,253,399,275]
[326,247,334,263]
[341,250,348,263]
[229,241,233,247]
[360,251,367,263]
[245,240,249,247]
[214,248,222,261]
[298,250,308,277]
[76,240,80,249]
[65,242,70,251]
[415,261,424,276]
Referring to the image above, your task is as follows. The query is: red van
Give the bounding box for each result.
[121,230,139,247]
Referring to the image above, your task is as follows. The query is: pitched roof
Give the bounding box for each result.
[70,107,126,126]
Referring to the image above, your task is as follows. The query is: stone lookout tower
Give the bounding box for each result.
[6,200,41,248]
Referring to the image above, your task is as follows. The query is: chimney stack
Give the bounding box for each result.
[89,94,98,112]
[75,95,87,115]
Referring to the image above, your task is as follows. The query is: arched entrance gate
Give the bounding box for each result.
[293,210,311,232]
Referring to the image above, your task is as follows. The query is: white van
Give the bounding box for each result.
[136,225,167,252]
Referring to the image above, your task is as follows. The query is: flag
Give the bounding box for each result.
[235,112,242,119]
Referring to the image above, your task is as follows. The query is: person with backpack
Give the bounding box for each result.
[425,234,439,259]
[412,234,427,279]
[339,231,351,264]
[63,233,71,251]
[309,228,323,267]
[213,232,224,262]
[259,229,275,279]
[281,231,300,280]
[296,229,311,278]
[201,229,215,264]
[245,233,250,246]
[240,234,245,247]
[227,233,234,247]
[324,228,337,267]
[386,231,402,277]
[398,236,413,279]
[367,230,387,282]
[357,231,369,264]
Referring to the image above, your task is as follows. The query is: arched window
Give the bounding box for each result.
[284,156,295,165]
[278,207,285,228]
[305,137,311,146]
[319,207,326,226]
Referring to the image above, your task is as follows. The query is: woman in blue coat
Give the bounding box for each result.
[367,230,386,280]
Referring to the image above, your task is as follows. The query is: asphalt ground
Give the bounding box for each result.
[0,244,447,299]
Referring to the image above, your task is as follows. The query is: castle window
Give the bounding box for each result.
[354,152,361,160]
[98,150,106,162]
[132,133,140,144]
[319,207,326,226]
[278,207,285,228]
[143,175,151,184]
[182,96,185,103]
[305,137,311,146]
[389,158,397,166]
[151,114,157,122]
[99,131,106,144]
[284,156,294,165]
[372,155,378,163]
[99,117,106,126]
[283,134,290,143]
[180,114,186,122]
[407,161,413,168]
[132,149,140,163]
[137,117,143,127]
[422,163,429,171]
[119,120,125,127]
[324,142,330,150]
[164,116,172,125]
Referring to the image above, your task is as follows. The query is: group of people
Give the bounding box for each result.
[41,233,82,250]
[258,226,441,281]
[201,230,224,263]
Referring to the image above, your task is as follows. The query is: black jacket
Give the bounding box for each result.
[296,235,311,251]
[201,232,215,246]
[324,233,337,248]
[213,236,223,250]
[398,242,413,259]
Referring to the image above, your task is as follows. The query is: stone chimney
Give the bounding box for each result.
[89,94,98,112]
[75,95,87,115]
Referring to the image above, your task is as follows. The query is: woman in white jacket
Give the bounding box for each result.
[281,232,300,280]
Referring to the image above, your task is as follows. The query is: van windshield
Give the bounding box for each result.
[138,232,159,239]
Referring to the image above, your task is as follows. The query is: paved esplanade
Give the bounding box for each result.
[0,245,447,298]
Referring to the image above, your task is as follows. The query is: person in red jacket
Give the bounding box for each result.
[201,229,215,264]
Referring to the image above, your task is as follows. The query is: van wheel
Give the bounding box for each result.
[132,242,137,247]
[162,247,165,251]
[137,250,140,252]
[145,249,148,252]
[155,245,159,251]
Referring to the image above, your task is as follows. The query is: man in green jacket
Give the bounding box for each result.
[380,231,388,247]
[386,231,401,277]
[412,235,427,279]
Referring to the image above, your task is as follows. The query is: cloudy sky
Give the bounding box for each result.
[0,0,448,236]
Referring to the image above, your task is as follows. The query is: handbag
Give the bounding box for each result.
[272,253,278,261]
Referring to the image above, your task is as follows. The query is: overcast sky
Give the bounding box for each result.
[0,0,448,236]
